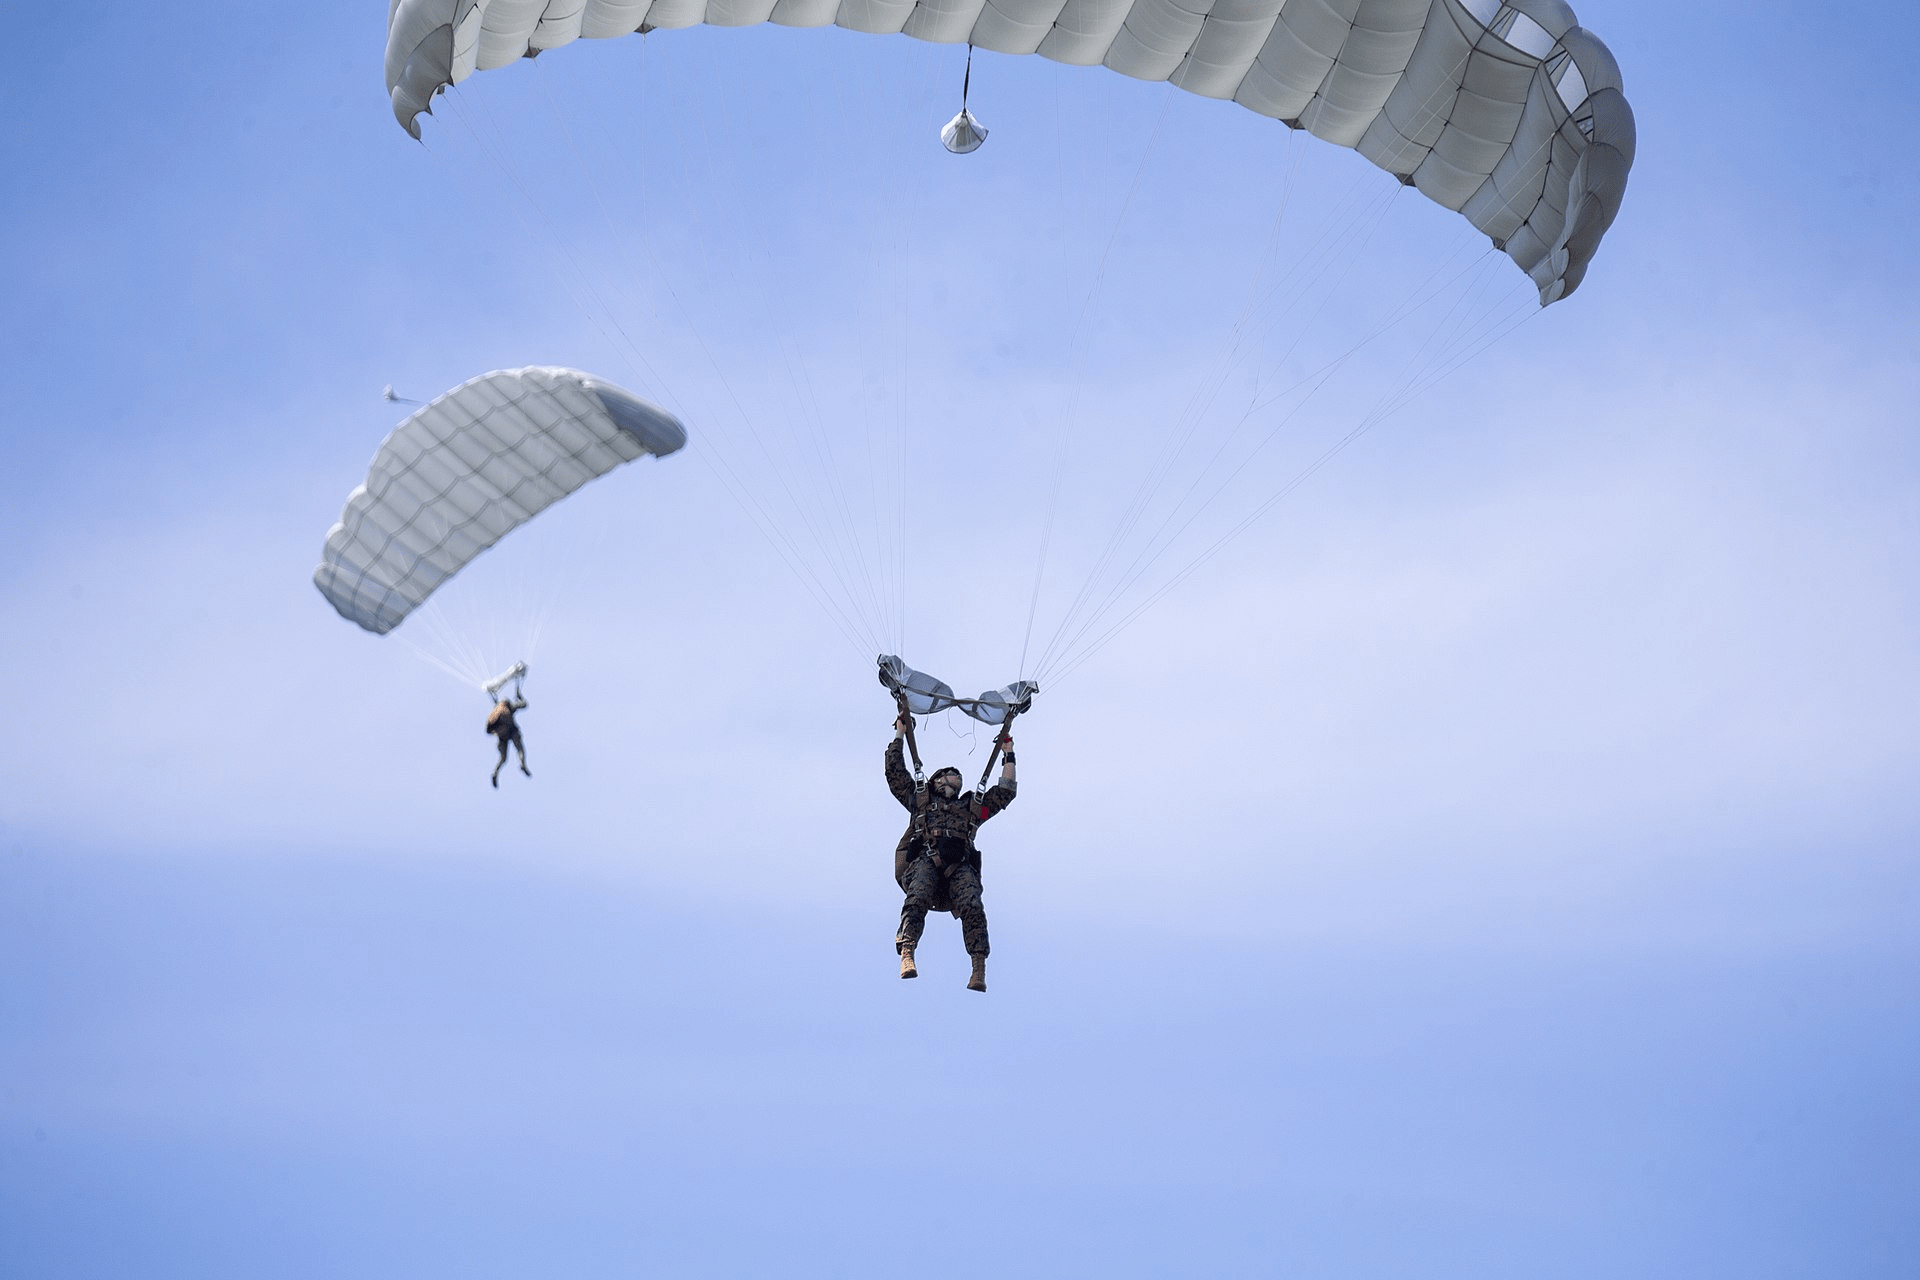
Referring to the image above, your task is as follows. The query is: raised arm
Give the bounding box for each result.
[885,719,918,811]
[978,736,1017,819]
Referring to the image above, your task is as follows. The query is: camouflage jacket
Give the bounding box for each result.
[886,737,1016,888]
[486,696,526,738]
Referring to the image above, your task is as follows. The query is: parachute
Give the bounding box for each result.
[315,366,686,635]
[384,0,1634,302]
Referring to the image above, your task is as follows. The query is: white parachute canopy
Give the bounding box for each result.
[878,655,1035,727]
[315,366,687,636]
[384,0,1634,302]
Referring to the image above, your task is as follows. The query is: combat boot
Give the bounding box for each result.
[899,948,918,980]
[967,955,986,992]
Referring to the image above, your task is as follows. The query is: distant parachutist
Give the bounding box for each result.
[487,691,530,788]
[483,662,531,788]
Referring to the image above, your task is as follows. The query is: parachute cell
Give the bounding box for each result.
[384,0,1634,302]
[314,366,686,635]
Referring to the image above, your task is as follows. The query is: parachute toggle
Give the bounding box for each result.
[878,655,1033,726]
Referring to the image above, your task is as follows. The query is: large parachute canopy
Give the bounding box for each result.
[315,366,687,635]
[879,655,1036,726]
[384,0,1634,302]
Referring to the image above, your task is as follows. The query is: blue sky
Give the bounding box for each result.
[2,2,1917,1276]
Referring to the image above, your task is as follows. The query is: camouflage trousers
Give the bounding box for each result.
[896,856,989,958]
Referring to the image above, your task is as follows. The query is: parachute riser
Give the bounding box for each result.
[977,706,1020,794]
[893,690,926,789]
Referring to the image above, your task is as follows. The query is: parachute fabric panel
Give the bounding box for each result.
[315,367,687,635]
[385,0,1634,302]
[878,655,1036,725]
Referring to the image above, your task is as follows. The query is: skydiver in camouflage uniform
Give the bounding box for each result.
[487,694,530,788]
[887,712,1017,992]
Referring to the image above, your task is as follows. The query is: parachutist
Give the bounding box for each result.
[888,714,1017,992]
[487,693,530,787]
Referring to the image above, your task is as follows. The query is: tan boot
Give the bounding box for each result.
[967,955,986,992]
[899,948,918,980]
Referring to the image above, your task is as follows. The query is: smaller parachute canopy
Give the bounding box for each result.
[315,367,686,636]
[878,655,1035,726]
[940,108,987,155]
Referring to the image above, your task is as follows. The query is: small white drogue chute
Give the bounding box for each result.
[940,108,987,156]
